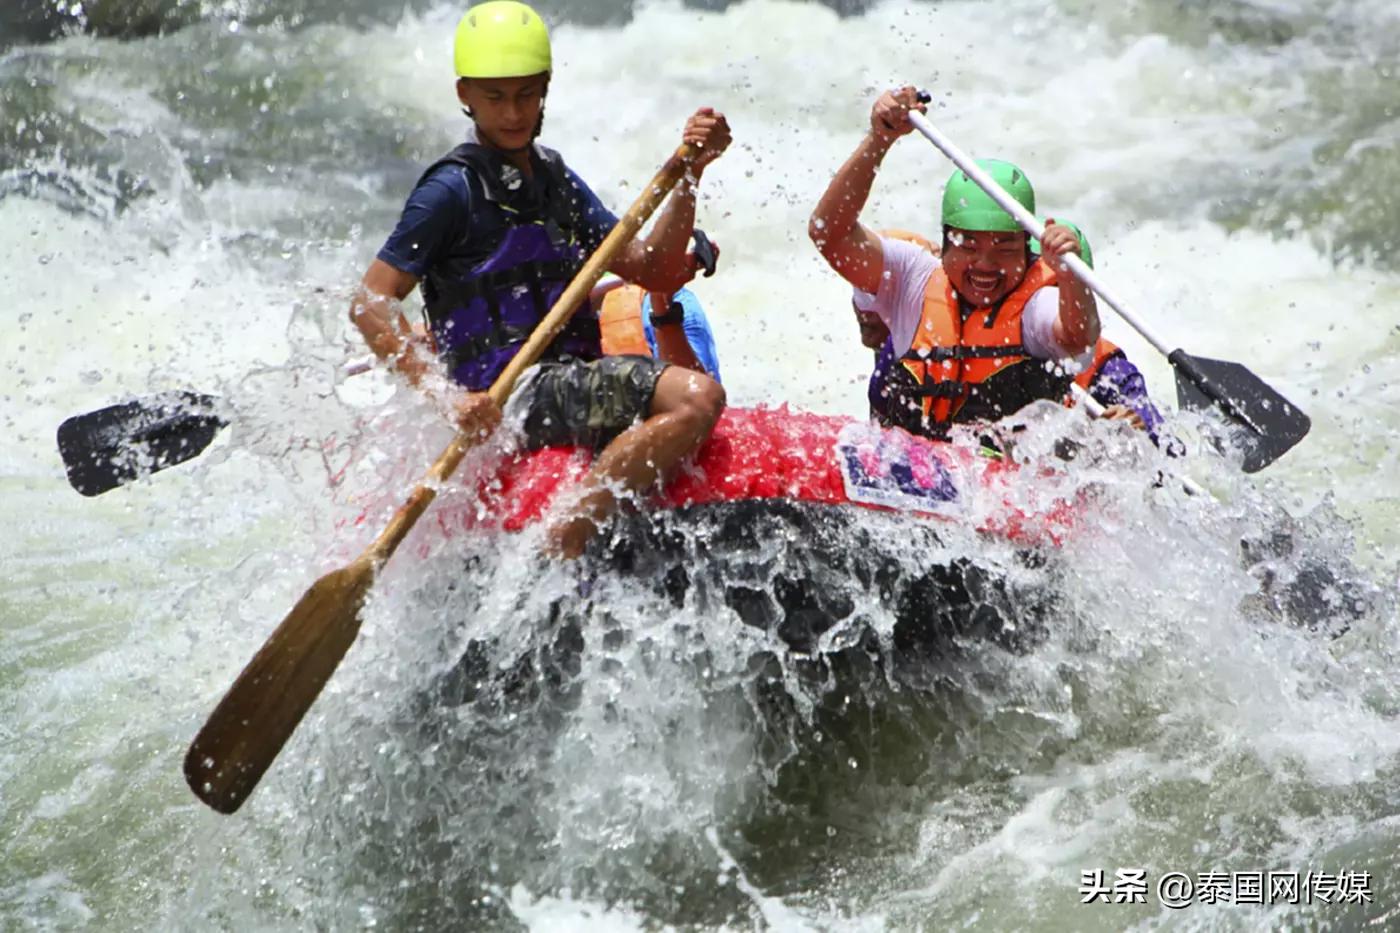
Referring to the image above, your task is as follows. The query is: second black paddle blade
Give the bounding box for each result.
[57,391,228,496]
[1170,351,1311,473]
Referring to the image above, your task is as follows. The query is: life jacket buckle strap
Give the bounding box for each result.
[909,381,969,399]
[913,344,1028,363]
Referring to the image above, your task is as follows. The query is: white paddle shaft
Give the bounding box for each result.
[907,109,1174,358]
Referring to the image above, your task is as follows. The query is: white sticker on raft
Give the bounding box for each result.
[834,421,965,517]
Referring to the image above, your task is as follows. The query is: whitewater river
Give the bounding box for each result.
[3,0,1398,928]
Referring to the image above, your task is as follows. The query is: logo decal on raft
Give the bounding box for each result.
[835,422,963,516]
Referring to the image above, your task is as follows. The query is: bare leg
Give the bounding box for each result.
[548,365,726,558]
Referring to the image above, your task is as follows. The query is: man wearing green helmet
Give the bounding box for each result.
[809,86,1101,439]
[349,1,731,558]
[853,220,1161,433]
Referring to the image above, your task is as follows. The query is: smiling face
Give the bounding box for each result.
[940,227,1030,306]
[456,73,548,152]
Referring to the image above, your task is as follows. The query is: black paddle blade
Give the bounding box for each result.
[57,391,228,496]
[1170,351,1311,473]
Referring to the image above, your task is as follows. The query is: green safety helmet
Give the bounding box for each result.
[454,1,552,79]
[1031,219,1095,269]
[941,159,1035,233]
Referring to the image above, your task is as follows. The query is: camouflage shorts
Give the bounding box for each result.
[516,355,669,450]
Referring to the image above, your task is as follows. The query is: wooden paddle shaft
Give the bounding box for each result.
[365,143,697,567]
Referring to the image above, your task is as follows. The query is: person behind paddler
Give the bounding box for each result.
[349,0,730,558]
[595,228,723,383]
[810,85,1100,440]
[848,228,933,423]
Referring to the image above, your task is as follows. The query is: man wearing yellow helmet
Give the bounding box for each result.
[810,86,1100,439]
[349,1,731,558]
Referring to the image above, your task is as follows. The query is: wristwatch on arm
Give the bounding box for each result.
[649,298,686,327]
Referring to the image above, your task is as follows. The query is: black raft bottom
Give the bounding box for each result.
[434,500,1061,710]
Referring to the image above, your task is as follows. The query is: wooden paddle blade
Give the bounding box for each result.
[57,391,227,496]
[184,557,377,814]
[1170,351,1311,473]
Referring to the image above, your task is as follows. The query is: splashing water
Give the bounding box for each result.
[3,0,1398,928]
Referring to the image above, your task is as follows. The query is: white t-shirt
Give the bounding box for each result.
[852,236,1077,361]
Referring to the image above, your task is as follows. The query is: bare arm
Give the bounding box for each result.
[349,259,432,384]
[647,291,707,374]
[1051,273,1100,356]
[609,107,731,292]
[808,87,927,295]
[808,134,891,294]
[349,259,500,436]
[1041,220,1100,355]
[610,175,704,292]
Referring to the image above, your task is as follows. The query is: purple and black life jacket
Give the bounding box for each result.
[420,142,602,391]
[869,338,897,425]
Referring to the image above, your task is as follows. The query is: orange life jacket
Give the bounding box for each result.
[597,285,653,357]
[1071,338,1122,392]
[881,258,1072,436]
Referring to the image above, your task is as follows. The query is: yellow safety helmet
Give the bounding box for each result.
[454,1,552,79]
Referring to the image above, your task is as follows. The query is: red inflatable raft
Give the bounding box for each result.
[405,405,1080,547]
